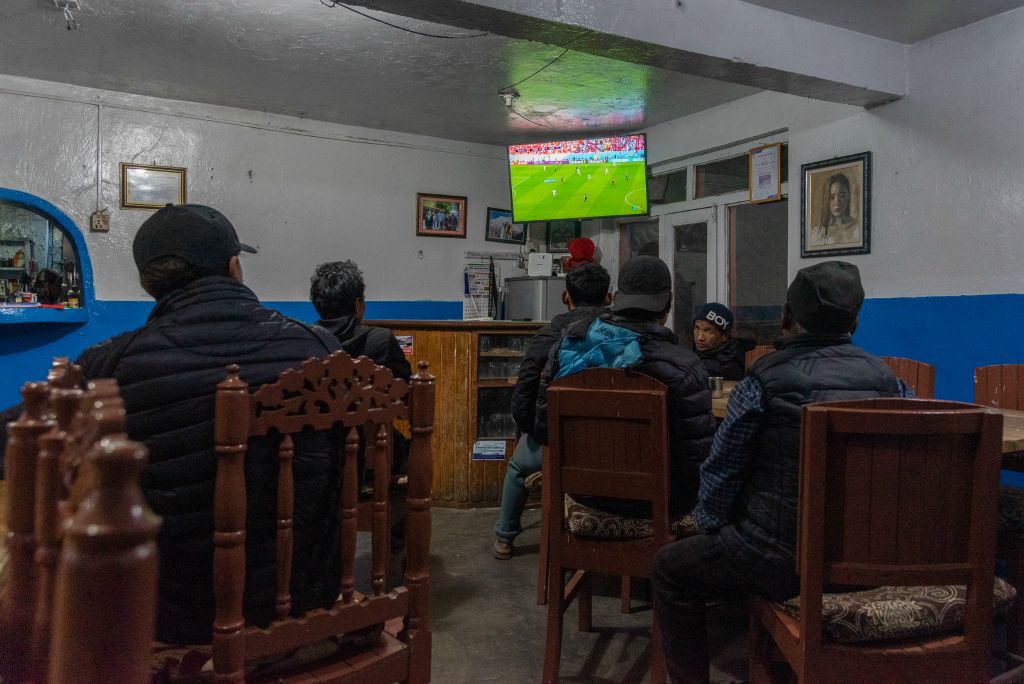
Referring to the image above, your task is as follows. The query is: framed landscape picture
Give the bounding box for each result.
[416,193,467,238]
[120,163,187,209]
[545,219,581,252]
[800,152,871,257]
[484,207,527,245]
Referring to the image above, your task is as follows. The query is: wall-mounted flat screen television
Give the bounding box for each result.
[507,134,648,223]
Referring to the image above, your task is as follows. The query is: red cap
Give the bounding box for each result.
[567,237,595,263]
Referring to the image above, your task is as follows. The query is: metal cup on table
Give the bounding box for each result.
[709,376,724,398]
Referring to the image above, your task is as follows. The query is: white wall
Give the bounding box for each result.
[642,6,1024,301]
[0,75,511,303]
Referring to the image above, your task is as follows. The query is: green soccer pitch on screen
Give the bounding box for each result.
[507,134,649,223]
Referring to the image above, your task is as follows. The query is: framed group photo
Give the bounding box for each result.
[545,219,581,252]
[800,151,871,257]
[416,193,467,238]
[120,163,187,209]
[484,207,527,245]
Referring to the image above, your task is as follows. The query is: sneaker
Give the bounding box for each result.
[524,471,543,491]
[492,537,513,560]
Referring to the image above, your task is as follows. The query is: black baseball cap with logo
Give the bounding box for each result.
[132,204,257,272]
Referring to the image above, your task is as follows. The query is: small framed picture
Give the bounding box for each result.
[484,207,527,245]
[416,193,467,238]
[545,220,582,252]
[800,152,871,258]
[120,163,187,209]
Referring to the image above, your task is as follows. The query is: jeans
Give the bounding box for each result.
[493,434,543,543]
[651,532,798,684]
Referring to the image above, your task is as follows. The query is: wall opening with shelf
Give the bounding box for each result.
[0,189,90,318]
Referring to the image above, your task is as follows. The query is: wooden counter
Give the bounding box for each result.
[371,320,544,507]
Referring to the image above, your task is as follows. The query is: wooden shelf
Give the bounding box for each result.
[478,378,515,388]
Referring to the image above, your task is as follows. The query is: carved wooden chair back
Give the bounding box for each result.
[212,350,435,683]
[1,365,158,683]
[744,344,775,368]
[541,368,671,684]
[750,398,1002,683]
[975,364,1024,410]
[881,356,936,398]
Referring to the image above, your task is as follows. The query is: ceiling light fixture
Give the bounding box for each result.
[498,87,520,107]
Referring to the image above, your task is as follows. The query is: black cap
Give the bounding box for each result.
[787,260,864,333]
[132,204,257,272]
[612,255,672,314]
[694,302,734,333]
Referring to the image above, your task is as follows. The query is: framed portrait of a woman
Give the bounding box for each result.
[800,152,871,258]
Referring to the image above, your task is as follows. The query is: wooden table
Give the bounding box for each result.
[710,386,1024,460]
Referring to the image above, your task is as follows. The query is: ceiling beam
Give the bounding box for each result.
[345,0,905,108]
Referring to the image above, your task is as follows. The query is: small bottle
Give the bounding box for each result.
[66,283,80,309]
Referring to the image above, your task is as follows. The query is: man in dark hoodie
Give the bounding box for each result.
[309,260,412,382]
[534,256,717,519]
[692,302,755,381]
[491,262,611,559]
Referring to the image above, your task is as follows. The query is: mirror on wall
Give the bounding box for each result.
[0,201,83,307]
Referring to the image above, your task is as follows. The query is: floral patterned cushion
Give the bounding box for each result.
[780,578,1017,643]
[565,495,701,539]
[1000,486,1024,533]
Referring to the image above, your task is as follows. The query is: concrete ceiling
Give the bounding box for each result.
[740,0,1024,44]
[0,1,1018,145]
[0,0,758,145]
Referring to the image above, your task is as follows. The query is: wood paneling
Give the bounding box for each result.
[975,364,1024,409]
[881,356,936,398]
[378,321,541,506]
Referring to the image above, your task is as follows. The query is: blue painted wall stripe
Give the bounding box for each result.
[0,299,461,406]
[2,293,1021,409]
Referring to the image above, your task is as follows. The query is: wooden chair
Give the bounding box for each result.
[1,370,159,683]
[976,364,1024,653]
[211,351,435,683]
[540,368,673,684]
[749,398,1003,683]
[976,364,1024,410]
[745,344,775,367]
[881,356,936,398]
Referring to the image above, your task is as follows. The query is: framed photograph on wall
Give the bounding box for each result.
[120,163,187,209]
[545,219,581,252]
[800,152,871,257]
[416,193,467,238]
[484,207,527,245]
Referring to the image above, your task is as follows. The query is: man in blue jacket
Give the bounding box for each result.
[70,205,343,643]
[534,255,718,518]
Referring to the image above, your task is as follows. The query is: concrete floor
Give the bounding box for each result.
[426,506,749,683]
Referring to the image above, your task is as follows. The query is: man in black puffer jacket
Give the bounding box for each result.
[73,204,343,644]
[652,261,912,684]
[491,263,611,560]
[533,256,717,519]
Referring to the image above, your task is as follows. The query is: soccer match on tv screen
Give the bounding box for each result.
[507,134,648,223]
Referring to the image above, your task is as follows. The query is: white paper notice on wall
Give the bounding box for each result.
[463,262,492,320]
[749,143,782,203]
[527,252,552,276]
[471,440,507,461]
